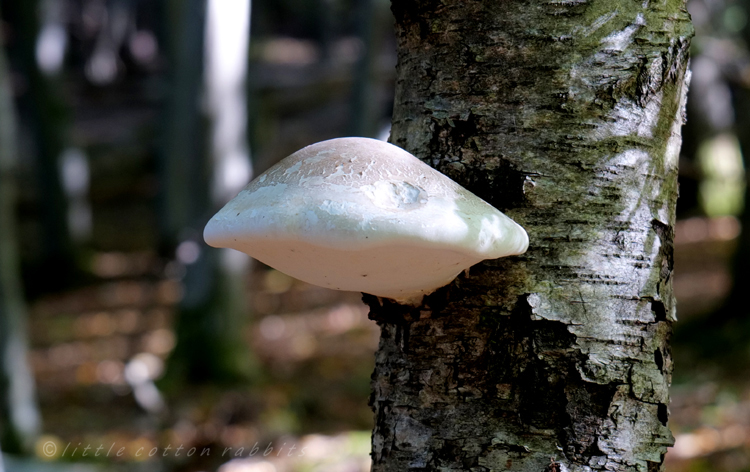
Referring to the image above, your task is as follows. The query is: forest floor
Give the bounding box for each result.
[27,255,376,472]
[16,216,750,472]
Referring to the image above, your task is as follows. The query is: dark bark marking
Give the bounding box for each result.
[506,444,532,454]
[428,113,527,211]
[486,296,621,463]
[396,323,410,352]
[428,113,477,161]
[657,403,668,426]
[562,380,619,462]
[432,440,474,470]
[650,219,674,275]
[635,56,657,107]
[370,401,396,461]
[665,37,692,84]
[650,299,667,322]
[654,348,663,372]
[365,293,420,324]
[463,158,528,213]
[390,0,446,41]
[650,219,675,321]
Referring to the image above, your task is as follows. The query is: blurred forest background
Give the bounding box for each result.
[0,0,750,471]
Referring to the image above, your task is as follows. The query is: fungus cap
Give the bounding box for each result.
[204,137,528,303]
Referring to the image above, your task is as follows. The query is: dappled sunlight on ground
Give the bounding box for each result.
[666,382,750,470]
[21,215,750,471]
[666,216,750,471]
[27,251,377,471]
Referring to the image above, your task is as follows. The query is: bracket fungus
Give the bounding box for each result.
[204,137,528,303]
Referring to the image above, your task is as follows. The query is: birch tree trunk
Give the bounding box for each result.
[366,2,692,471]
[0,30,41,455]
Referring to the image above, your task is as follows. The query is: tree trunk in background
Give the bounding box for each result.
[161,0,256,385]
[718,0,750,329]
[1,0,76,296]
[349,0,392,139]
[366,2,692,471]
[160,0,207,249]
[0,34,41,456]
[348,0,378,138]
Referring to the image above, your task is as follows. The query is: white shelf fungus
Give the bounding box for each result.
[204,137,528,303]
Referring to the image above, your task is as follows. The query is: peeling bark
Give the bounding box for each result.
[367,1,692,471]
